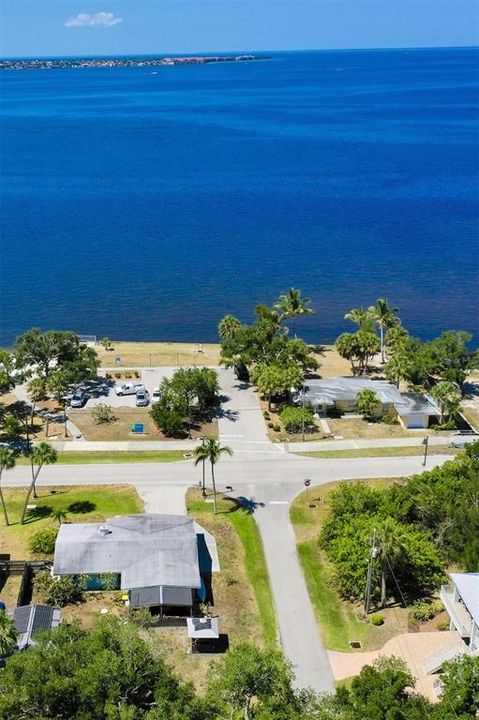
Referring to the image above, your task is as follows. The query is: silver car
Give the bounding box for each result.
[136,388,150,407]
[70,388,86,408]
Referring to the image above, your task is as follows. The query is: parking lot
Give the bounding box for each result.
[75,367,185,408]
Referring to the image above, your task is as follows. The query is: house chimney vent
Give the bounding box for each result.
[98,525,111,537]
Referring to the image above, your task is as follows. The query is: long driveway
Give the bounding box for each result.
[5,449,449,693]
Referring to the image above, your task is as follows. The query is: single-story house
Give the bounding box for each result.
[53,514,218,611]
[11,604,61,651]
[298,377,439,429]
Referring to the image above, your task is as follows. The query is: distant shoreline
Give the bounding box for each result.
[0,54,266,71]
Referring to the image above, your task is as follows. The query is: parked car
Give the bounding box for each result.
[152,387,161,401]
[114,382,144,396]
[136,388,150,407]
[70,388,86,408]
[450,436,478,448]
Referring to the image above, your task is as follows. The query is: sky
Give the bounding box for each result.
[1,0,478,58]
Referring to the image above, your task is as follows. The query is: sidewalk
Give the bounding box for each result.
[44,440,198,452]
[288,435,452,452]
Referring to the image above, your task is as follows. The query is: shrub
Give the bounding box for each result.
[128,607,153,628]
[99,572,120,590]
[435,420,457,431]
[381,414,399,425]
[437,620,450,631]
[92,404,116,424]
[267,421,274,428]
[263,411,270,420]
[114,372,121,379]
[279,406,315,433]
[409,600,443,623]
[29,528,58,555]
[124,372,132,379]
[370,613,384,626]
[150,405,186,437]
[134,372,140,379]
[105,373,112,380]
[273,424,281,432]
[33,571,83,607]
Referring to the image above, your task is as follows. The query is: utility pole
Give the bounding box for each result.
[364,531,378,614]
[422,436,429,466]
[301,385,306,442]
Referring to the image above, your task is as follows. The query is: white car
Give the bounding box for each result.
[152,387,161,401]
[114,382,144,396]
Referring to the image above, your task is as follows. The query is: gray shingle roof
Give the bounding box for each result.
[53,514,201,590]
[397,392,440,417]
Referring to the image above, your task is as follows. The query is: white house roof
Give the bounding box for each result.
[450,573,479,627]
[53,514,201,591]
[186,616,220,639]
[302,377,406,407]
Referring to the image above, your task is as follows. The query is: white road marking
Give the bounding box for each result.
[269,500,289,505]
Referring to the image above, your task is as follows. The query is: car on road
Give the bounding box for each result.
[114,382,144,396]
[70,388,86,408]
[152,387,161,401]
[449,435,478,448]
[136,388,150,407]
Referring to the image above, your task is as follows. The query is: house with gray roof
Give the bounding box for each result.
[53,514,218,610]
[298,377,439,429]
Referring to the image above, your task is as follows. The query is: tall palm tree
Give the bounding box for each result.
[384,353,411,389]
[27,377,47,429]
[21,442,57,523]
[0,447,15,526]
[344,306,375,333]
[274,288,314,336]
[369,299,400,364]
[0,613,17,656]
[193,437,233,514]
[375,517,407,608]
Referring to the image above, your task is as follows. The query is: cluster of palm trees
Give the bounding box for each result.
[0,442,57,527]
[345,298,400,363]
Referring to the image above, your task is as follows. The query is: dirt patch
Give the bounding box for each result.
[328,417,413,439]
[0,574,23,608]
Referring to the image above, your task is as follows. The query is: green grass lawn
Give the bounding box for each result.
[0,485,143,559]
[291,480,409,652]
[15,451,187,465]
[187,489,277,647]
[296,446,457,459]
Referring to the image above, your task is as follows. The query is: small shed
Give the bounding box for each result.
[11,604,61,651]
[187,616,219,652]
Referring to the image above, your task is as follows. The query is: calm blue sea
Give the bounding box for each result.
[1,47,478,346]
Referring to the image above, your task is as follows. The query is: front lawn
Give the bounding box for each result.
[296,446,457,459]
[15,451,188,465]
[290,480,411,652]
[0,485,143,560]
[187,488,277,647]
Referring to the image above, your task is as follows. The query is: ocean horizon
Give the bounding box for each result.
[1,46,478,346]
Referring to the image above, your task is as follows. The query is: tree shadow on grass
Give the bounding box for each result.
[23,505,53,524]
[68,501,96,514]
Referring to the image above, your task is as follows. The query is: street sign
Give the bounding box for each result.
[115,356,121,366]
[131,423,144,434]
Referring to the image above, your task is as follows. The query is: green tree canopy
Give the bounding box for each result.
[355,388,379,421]
[14,329,99,383]
[335,331,380,376]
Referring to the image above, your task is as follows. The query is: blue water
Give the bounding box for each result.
[1,47,478,346]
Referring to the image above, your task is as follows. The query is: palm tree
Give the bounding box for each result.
[0,447,15,526]
[274,288,314,336]
[193,437,233,514]
[344,306,374,332]
[218,315,242,340]
[429,381,461,424]
[0,613,17,656]
[369,299,400,364]
[27,377,47,429]
[21,442,58,523]
[384,353,411,389]
[51,507,68,526]
[375,517,407,608]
